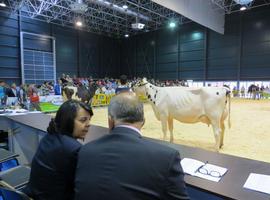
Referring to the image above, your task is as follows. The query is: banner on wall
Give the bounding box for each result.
[152,0,225,34]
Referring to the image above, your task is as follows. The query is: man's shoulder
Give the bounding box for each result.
[80,133,111,150]
[142,138,178,154]
[81,133,177,155]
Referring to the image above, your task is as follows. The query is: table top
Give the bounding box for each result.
[7,113,51,132]
[156,141,270,200]
[6,113,109,142]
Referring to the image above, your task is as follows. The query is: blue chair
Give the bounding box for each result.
[0,186,31,200]
[0,149,19,172]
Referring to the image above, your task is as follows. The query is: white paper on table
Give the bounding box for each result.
[194,163,228,182]
[243,173,270,195]
[181,158,228,182]
[180,158,204,176]
[28,111,42,113]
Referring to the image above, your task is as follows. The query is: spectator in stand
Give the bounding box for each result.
[54,79,62,95]
[115,75,131,94]
[255,84,260,100]
[0,80,7,105]
[240,86,245,98]
[41,81,51,96]
[260,85,265,99]
[27,84,41,111]
[101,85,107,94]
[111,79,117,89]
[105,86,115,95]
[18,84,27,108]
[5,83,18,97]
[82,78,89,87]
[95,87,102,95]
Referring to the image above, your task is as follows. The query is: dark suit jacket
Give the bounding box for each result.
[26,133,82,200]
[115,85,131,94]
[75,126,189,200]
[5,88,17,97]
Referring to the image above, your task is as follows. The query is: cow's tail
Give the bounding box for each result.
[226,89,231,129]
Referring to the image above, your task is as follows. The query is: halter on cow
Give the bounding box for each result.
[133,78,231,151]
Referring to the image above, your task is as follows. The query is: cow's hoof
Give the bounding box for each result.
[215,147,220,152]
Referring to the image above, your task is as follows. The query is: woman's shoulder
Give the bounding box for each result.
[44,133,82,152]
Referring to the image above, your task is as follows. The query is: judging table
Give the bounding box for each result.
[0,112,270,199]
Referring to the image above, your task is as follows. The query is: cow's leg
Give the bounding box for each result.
[220,120,225,148]
[211,119,221,151]
[168,117,174,143]
[160,115,168,141]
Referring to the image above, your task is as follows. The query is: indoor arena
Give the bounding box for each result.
[0,0,270,199]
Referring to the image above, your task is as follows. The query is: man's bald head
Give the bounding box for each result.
[108,92,144,126]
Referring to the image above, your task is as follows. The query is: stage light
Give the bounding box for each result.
[240,6,247,11]
[0,2,6,7]
[169,22,176,28]
[76,20,83,26]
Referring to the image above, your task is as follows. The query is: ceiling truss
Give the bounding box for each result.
[2,0,270,38]
[211,0,270,14]
[4,0,190,37]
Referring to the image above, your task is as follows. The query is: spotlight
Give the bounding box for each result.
[0,2,6,7]
[76,20,83,26]
[169,22,176,28]
[240,6,247,11]
[124,34,129,38]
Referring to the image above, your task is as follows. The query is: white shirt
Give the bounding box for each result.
[115,125,142,136]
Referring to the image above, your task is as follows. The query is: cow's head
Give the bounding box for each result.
[133,78,148,96]
[62,87,74,101]
[134,78,148,87]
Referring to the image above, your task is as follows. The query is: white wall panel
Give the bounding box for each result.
[152,0,225,34]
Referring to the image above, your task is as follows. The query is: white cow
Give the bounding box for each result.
[134,78,231,151]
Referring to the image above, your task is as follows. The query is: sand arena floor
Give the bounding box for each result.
[90,98,270,163]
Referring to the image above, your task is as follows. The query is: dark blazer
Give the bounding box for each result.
[26,133,82,200]
[75,126,189,200]
[5,88,17,97]
[115,85,131,94]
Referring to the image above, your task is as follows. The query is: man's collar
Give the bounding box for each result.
[114,125,142,136]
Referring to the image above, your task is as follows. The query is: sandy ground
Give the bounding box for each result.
[90,98,270,163]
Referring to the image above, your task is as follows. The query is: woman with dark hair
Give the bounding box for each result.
[25,100,93,200]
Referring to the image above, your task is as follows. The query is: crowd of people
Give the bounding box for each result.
[0,74,188,110]
[1,74,269,112]
[0,80,41,111]
[235,84,269,99]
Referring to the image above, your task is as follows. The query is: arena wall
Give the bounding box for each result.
[0,11,121,84]
[1,6,270,84]
[120,7,270,81]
